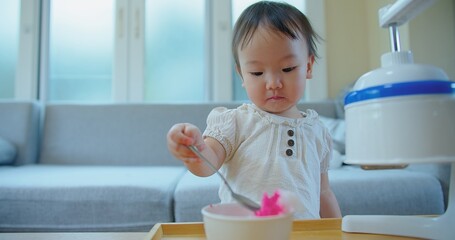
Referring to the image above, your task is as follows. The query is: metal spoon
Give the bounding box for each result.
[187,145,261,212]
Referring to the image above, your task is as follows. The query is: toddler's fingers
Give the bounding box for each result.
[167,123,205,163]
[183,157,202,164]
[168,123,195,145]
[181,124,203,145]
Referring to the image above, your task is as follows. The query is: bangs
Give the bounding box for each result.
[237,4,303,50]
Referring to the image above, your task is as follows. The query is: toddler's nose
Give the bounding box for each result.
[266,74,283,89]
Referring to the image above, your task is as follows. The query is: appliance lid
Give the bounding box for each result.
[345,80,455,106]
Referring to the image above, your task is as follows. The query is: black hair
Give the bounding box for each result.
[232,1,320,68]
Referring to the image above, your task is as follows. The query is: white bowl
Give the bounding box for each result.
[202,203,293,240]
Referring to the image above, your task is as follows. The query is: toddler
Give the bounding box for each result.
[167,1,341,218]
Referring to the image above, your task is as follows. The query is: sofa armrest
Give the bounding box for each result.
[0,100,40,165]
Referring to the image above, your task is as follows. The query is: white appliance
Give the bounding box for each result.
[341,0,455,239]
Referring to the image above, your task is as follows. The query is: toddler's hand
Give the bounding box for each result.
[167,123,205,164]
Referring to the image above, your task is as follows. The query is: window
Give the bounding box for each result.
[144,0,205,102]
[0,0,20,99]
[47,0,114,102]
[45,0,206,103]
[9,0,325,102]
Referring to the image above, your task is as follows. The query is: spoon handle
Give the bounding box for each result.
[187,145,261,212]
[187,145,234,193]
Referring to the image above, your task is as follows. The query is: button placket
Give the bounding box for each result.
[286,129,295,157]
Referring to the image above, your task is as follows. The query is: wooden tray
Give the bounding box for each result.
[144,218,417,240]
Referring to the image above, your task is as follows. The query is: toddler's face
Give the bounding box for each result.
[237,25,314,118]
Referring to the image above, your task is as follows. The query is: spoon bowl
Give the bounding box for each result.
[187,145,261,212]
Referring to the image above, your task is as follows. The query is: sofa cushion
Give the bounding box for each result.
[407,163,451,209]
[0,165,185,232]
[174,171,221,222]
[0,137,16,165]
[174,166,445,222]
[330,149,344,169]
[329,166,445,216]
[319,116,345,154]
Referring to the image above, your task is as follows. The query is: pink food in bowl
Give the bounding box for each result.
[255,190,297,217]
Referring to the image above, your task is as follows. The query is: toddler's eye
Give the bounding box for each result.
[250,72,263,76]
[283,66,297,73]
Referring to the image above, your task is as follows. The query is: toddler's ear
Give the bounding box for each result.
[306,55,315,79]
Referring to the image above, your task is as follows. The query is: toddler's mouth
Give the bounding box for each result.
[268,96,284,100]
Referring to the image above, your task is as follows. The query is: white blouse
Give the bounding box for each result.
[203,103,332,219]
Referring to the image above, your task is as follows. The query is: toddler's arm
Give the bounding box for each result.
[320,173,342,218]
[167,123,226,177]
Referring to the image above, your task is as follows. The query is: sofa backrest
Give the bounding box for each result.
[0,100,40,165]
[39,101,336,166]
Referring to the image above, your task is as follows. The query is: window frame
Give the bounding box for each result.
[114,0,145,102]
[15,0,40,100]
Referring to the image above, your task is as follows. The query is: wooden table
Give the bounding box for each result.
[145,218,419,240]
[0,232,147,240]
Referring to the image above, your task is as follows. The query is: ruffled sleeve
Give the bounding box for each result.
[202,107,238,160]
[303,109,332,173]
[319,121,333,173]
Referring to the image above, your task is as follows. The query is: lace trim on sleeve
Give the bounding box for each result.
[202,107,237,161]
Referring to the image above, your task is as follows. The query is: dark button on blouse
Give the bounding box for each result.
[286,149,293,156]
[288,139,295,147]
[287,130,294,137]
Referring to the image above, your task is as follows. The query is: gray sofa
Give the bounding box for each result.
[0,100,450,232]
